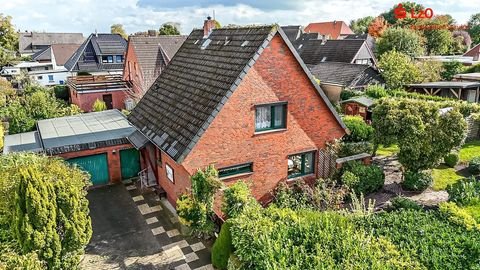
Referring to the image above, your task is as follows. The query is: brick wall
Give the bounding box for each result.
[123,42,144,97]
[56,143,133,184]
[69,88,128,112]
[178,33,345,203]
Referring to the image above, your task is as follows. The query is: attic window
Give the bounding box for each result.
[201,39,212,50]
[321,56,327,62]
[241,40,249,47]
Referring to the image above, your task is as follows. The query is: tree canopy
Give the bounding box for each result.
[467,13,480,45]
[159,24,180,35]
[377,50,420,89]
[110,24,128,39]
[350,16,375,34]
[376,27,425,57]
[0,14,19,67]
[381,1,425,26]
[367,16,388,38]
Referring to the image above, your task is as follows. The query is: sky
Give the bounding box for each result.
[2,0,478,35]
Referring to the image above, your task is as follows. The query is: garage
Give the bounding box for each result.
[68,154,109,185]
[120,148,140,179]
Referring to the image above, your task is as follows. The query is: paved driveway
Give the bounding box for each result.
[80,182,212,270]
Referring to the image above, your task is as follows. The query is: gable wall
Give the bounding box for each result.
[123,42,145,98]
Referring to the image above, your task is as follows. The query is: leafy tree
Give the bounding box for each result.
[441,61,464,80]
[451,31,472,54]
[0,123,4,149]
[381,1,425,26]
[416,60,443,82]
[222,181,259,219]
[367,16,388,38]
[419,16,454,55]
[467,13,480,45]
[159,24,180,35]
[110,24,128,39]
[342,115,374,142]
[0,78,16,106]
[373,98,466,172]
[376,27,425,57]
[350,16,375,34]
[0,14,18,52]
[378,50,420,89]
[92,99,107,112]
[0,153,92,270]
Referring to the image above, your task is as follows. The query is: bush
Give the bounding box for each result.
[446,177,480,206]
[222,181,259,219]
[402,171,432,192]
[341,161,385,195]
[92,99,107,112]
[358,209,480,269]
[340,89,363,101]
[342,115,374,142]
[365,85,388,99]
[53,85,69,101]
[444,152,459,168]
[337,141,373,157]
[468,157,480,175]
[390,197,422,210]
[212,221,233,270]
[438,202,480,231]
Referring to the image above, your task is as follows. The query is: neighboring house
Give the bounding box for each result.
[340,96,375,122]
[304,21,354,39]
[408,81,480,103]
[454,72,480,82]
[344,33,376,54]
[296,38,377,67]
[127,21,347,208]
[415,55,480,66]
[64,33,128,75]
[281,25,304,44]
[308,62,384,102]
[19,32,84,56]
[464,43,480,61]
[123,34,187,100]
[67,74,131,112]
[3,110,140,186]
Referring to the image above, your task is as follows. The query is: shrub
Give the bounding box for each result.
[53,85,69,101]
[92,99,107,112]
[365,84,388,99]
[340,89,363,101]
[402,171,433,192]
[358,209,480,269]
[341,161,385,195]
[444,152,459,168]
[390,197,422,210]
[438,202,480,231]
[337,141,373,157]
[342,115,374,142]
[341,171,359,188]
[446,177,480,206]
[468,157,480,175]
[222,181,259,219]
[212,221,233,270]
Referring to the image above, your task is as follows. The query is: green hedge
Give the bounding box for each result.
[468,157,480,175]
[337,141,373,158]
[390,197,422,211]
[212,221,233,270]
[402,171,432,192]
[341,161,385,195]
[446,177,480,206]
[342,115,374,142]
[444,152,459,168]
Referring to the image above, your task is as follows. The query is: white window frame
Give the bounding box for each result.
[166,164,174,183]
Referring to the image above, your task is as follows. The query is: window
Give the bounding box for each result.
[115,55,123,63]
[48,75,54,82]
[37,76,43,80]
[44,66,49,70]
[288,152,314,178]
[166,164,174,182]
[218,163,253,179]
[255,103,286,132]
[102,55,114,63]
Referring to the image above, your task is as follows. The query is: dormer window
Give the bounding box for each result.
[115,55,123,63]
[102,55,114,63]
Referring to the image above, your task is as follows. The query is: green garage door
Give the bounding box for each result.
[68,154,109,185]
[120,148,140,179]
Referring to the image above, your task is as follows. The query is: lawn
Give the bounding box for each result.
[376,144,399,157]
[432,165,464,191]
[459,140,480,163]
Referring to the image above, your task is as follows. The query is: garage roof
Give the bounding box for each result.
[3,131,43,154]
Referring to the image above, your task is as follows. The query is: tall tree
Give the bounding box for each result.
[381,1,425,26]
[368,16,388,38]
[376,27,425,57]
[419,15,454,55]
[451,31,472,54]
[378,50,420,89]
[110,24,128,39]
[0,14,18,51]
[467,13,480,45]
[159,23,180,35]
[349,16,374,34]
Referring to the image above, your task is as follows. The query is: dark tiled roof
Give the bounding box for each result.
[308,62,383,87]
[281,25,303,43]
[298,39,366,65]
[31,46,51,61]
[19,32,84,54]
[129,35,187,90]
[129,25,345,162]
[64,33,127,72]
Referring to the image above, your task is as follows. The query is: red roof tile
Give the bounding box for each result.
[304,21,354,39]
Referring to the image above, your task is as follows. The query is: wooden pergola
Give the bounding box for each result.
[408,81,480,102]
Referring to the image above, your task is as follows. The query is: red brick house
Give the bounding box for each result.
[304,21,354,39]
[123,34,186,101]
[464,43,480,61]
[127,20,347,207]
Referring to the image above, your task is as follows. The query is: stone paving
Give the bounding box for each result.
[80,181,213,270]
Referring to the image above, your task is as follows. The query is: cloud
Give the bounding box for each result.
[2,0,476,36]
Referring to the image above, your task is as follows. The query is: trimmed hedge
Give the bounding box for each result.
[342,115,374,142]
[444,152,459,168]
[341,161,385,195]
[402,171,432,192]
[212,221,233,270]
[337,141,373,158]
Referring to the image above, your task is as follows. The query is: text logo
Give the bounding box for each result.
[394,4,433,20]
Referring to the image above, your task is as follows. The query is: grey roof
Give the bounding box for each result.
[19,32,84,54]
[128,25,346,162]
[31,46,51,61]
[127,130,150,149]
[308,62,383,87]
[281,25,303,43]
[340,96,375,108]
[37,110,136,154]
[408,81,480,88]
[128,35,187,90]
[64,33,127,72]
[297,39,366,65]
[3,131,43,154]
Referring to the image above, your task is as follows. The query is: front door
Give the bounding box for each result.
[102,94,113,109]
[120,148,141,179]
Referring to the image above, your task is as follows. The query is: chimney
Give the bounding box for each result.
[203,16,216,38]
[321,34,327,45]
